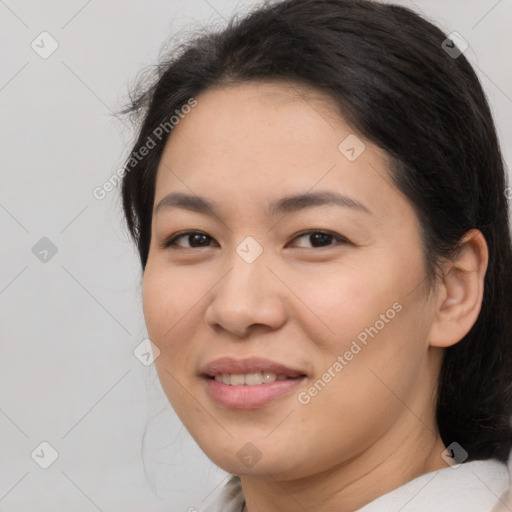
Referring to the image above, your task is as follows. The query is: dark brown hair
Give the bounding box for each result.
[120,0,512,462]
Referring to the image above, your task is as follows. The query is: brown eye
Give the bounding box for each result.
[290,230,348,249]
[160,231,217,249]
[159,229,348,250]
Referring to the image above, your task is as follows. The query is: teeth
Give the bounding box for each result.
[213,372,292,386]
[230,374,245,386]
[245,372,263,385]
[262,372,276,384]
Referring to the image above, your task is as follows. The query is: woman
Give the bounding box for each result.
[119,0,512,510]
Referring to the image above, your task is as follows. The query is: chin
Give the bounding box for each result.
[198,440,306,480]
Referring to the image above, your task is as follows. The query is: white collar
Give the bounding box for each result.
[202,459,510,512]
[357,459,510,511]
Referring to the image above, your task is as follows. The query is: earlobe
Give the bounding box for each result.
[428,229,489,348]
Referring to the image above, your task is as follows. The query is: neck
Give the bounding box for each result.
[239,418,448,512]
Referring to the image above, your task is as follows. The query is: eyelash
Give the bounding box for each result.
[159,229,349,250]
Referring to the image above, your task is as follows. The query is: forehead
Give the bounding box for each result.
[153,81,402,221]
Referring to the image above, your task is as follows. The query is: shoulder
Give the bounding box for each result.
[357,458,511,512]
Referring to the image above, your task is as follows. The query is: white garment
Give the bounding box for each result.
[202,458,511,512]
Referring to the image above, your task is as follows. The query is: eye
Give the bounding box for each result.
[159,230,217,249]
[289,230,349,249]
[159,229,348,250]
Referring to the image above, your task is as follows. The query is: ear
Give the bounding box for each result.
[428,229,489,348]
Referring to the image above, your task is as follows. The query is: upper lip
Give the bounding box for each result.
[201,357,307,378]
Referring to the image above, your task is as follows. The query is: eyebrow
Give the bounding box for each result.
[154,190,372,217]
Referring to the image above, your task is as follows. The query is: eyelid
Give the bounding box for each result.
[291,229,349,246]
[158,230,214,250]
[159,229,349,250]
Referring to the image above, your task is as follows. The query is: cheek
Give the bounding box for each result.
[313,279,430,414]
[142,265,201,414]
[288,257,401,350]
[142,264,195,365]
[142,260,197,337]
[291,301,428,459]
[142,269,170,340]
[296,248,430,408]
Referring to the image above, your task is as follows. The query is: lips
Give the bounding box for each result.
[200,357,307,409]
[201,356,306,379]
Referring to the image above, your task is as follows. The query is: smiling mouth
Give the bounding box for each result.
[203,373,307,409]
[200,357,308,408]
[208,372,306,386]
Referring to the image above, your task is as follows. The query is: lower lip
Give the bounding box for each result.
[203,377,305,409]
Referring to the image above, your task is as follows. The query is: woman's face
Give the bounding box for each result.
[142,81,443,480]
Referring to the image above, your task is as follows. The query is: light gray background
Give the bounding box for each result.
[1,1,511,511]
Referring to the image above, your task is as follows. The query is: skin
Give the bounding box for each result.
[142,81,488,512]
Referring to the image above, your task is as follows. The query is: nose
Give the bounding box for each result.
[204,249,288,339]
